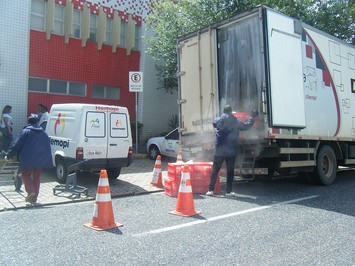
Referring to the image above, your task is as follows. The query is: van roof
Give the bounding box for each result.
[51,103,127,111]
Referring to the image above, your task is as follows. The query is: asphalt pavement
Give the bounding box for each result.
[1,169,354,265]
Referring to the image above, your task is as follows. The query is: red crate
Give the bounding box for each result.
[164,178,179,197]
[165,162,220,196]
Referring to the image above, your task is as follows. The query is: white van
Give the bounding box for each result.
[45,103,132,183]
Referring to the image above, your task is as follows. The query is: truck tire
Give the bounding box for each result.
[314,145,337,185]
[107,168,121,180]
[56,158,68,184]
[148,145,160,160]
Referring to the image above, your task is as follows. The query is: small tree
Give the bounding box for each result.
[145,0,233,94]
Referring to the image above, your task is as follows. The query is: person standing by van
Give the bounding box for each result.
[5,115,52,205]
[39,105,49,129]
[37,104,44,120]
[1,105,13,153]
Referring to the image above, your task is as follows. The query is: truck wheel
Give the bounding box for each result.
[107,168,121,180]
[148,145,160,160]
[56,158,68,184]
[314,145,337,185]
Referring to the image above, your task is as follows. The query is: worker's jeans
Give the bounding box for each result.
[22,168,42,203]
[208,155,236,193]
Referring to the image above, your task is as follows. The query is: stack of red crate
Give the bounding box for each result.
[164,162,220,197]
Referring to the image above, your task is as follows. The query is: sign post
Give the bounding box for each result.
[129,71,143,154]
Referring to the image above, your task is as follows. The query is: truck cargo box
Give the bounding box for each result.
[177,6,355,185]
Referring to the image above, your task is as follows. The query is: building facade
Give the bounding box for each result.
[0,0,178,143]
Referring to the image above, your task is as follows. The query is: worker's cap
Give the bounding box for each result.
[223,105,232,114]
[27,115,39,125]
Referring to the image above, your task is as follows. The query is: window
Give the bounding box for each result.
[106,18,112,45]
[92,85,120,100]
[106,86,119,99]
[53,4,64,35]
[73,9,81,38]
[89,13,97,42]
[92,85,105,98]
[29,77,47,92]
[28,77,86,96]
[120,20,127,47]
[31,0,46,31]
[69,82,86,96]
[50,80,67,94]
[134,25,141,51]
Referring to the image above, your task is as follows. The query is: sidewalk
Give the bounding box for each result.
[0,154,166,211]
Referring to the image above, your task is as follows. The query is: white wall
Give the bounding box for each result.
[0,1,30,137]
[138,28,178,142]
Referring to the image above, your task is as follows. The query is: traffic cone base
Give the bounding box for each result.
[84,170,123,231]
[84,222,123,231]
[169,209,201,217]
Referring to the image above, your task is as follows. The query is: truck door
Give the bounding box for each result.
[178,29,217,134]
[265,8,306,128]
[84,111,107,159]
[107,111,130,158]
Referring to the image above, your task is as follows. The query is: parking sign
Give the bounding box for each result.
[129,71,143,92]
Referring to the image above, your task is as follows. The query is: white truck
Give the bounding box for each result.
[177,6,355,185]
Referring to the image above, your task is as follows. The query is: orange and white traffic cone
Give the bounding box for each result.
[170,165,201,217]
[84,170,123,231]
[151,155,163,188]
[176,151,183,163]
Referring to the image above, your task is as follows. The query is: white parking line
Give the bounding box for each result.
[133,195,319,237]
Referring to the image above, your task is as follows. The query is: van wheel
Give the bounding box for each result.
[107,168,121,180]
[149,145,160,160]
[314,145,337,185]
[56,158,68,184]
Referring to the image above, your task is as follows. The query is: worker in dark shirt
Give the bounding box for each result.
[206,105,258,197]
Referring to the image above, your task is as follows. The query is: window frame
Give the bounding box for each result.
[88,13,98,42]
[120,20,127,48]
[30,0,46,31]
[105,17,113,45]
[28,77,87,97]
[73,8,82,39]
[133,24,141,51]
[53,4,65,35]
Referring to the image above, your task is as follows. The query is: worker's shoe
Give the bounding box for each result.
[205,191,214,196]
[225,192,236,197]
[25,193,36,203]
